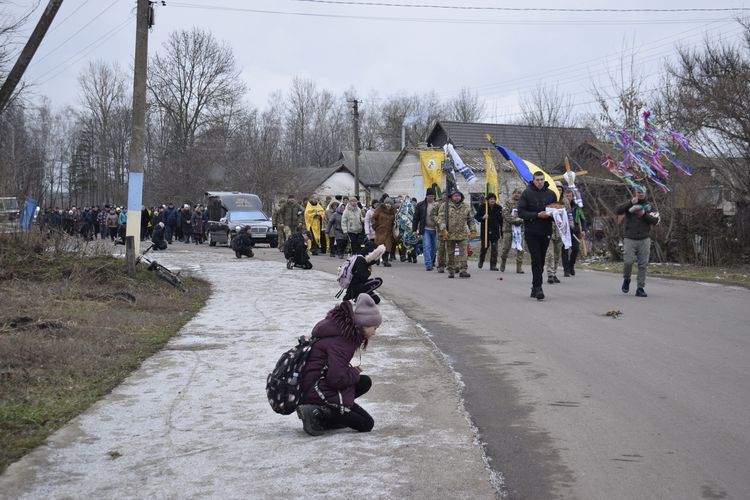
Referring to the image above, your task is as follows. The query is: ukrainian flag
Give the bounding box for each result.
[487,135,560,201]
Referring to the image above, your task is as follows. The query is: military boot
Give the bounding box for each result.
[516,262,524,274]
[500,258,506,272]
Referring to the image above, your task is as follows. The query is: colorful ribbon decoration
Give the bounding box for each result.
[602,111,692,192]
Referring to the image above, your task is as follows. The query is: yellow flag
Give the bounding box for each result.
[483,150,499,198]
[419,150,444,190]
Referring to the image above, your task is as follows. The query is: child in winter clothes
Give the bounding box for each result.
[297,293,382,436]
[342,244,385,304]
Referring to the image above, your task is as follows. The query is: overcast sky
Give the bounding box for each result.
[4,0,749,122]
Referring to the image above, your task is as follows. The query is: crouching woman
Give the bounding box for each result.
[297,293,382,436]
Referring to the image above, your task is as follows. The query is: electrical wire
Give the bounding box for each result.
[48,0,93,34]
[167,2,732,26]
[32,0,120,65]
[31,16,133,85]
[437,18,739,98]
[289,0,750,14]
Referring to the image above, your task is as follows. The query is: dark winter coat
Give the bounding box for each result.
[412,199,434,234]
[326,206,346,240]
[616,198,658,240]
[517,180,558,237]
[191,211,204,234]
[474,203,503,243]
[151,225,167,250]
[301,301,366,408]
[371,204,396,252]
[180,209,192,233]
[231,231,253,252]
[164,207,178,225]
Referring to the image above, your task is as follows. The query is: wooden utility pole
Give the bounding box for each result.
[0,0,64,114]
[350,99,361,199]
[125,0,150,275]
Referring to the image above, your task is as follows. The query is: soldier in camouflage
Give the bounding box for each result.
[430,192,448,273]
[546,181,568,284]
[437,190,477,278]
[276,194,303,251]
[500,188,525,273]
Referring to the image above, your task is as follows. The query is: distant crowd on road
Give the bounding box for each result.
[37,202,209,247]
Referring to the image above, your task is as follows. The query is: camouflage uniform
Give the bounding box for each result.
[500,198,524,272]
[277,200,303,249]
[430,199,446,272]
[437,193,475,275]
[546,198,570,280]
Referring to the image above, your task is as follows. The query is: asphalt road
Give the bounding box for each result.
[258,245,750,500]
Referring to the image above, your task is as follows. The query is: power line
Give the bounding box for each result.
[31,16,133,85]
[32,0,120,65]
[48,0,93,34]
[168,2,732,26]
[437,18,739,99]
[472,23,745,102]
[289,0,750,14]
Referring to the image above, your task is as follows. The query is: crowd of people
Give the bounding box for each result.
[292,177,660,437]
[37,202,210,247]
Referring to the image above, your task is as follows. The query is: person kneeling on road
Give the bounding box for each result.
[342,244,385,304]
[230,226,254,258]
[297,293,381,436]
[151,222,168,250]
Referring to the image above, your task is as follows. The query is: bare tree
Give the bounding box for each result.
[146,27,246,198]
[77,60,129,203]
[665,20,750,247]
[445,87,485,123]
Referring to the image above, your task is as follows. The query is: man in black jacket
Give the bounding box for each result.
[615,187,659,297]
[474,193,503,271]
[412,188,437,271]
[517,171,558,300]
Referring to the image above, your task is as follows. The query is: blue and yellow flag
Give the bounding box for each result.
[487,135,560,201]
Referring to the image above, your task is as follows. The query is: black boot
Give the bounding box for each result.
[530,287,538,298]
[635,287,648,297]
[622,278,631,294]
[297,404,327,436]
[383,254,391,267]
[536,286,545,300]
[478,258,484,269]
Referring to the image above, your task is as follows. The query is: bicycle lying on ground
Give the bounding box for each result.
[136,244,187,292]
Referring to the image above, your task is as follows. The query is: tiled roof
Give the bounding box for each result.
[426,120,597,169]
[334,151,401,186]
[289,165,347,195]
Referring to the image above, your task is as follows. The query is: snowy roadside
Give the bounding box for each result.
[0,248,497,499]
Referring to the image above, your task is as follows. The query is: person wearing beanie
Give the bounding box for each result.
[297,293,381,436]
[437,190,476,278]
[413,187,437,271]
[474,192,503,271]
[342,244,386,304]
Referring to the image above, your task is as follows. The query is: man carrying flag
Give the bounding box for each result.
[474,193,503,271]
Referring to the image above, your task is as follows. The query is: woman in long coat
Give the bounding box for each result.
[370,197,396,267]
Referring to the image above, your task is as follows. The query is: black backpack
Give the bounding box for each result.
[266,335,318,415]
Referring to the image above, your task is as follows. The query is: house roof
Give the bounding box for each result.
[426,120,597,169]
[332,151,401,186]
[290,165,350,195]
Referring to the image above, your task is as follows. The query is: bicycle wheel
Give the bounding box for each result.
[150,263,186,292]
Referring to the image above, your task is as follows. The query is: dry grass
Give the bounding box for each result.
[0,231,210,473]
[581,260,750,288]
